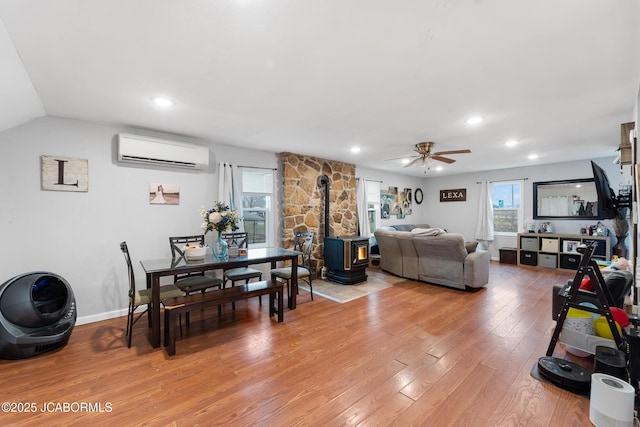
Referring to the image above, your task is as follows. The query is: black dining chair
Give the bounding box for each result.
[222,231,263,307]
[120,241,183,348]
[271,231,314,301]
[169,235,223,324]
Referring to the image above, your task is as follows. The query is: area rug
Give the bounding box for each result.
[298,269,406,303]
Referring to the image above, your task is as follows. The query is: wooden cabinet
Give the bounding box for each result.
[516,233,610,270]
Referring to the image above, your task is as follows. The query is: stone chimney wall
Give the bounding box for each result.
[277,152,358,272]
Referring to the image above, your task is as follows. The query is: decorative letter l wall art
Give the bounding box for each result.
[41,155,89,192]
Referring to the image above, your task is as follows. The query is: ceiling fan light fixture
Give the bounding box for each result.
[153,97,174,107]
[421,157,434,167]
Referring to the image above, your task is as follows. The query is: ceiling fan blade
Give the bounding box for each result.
[431,155,456,164]
[403,157,424,168]
[385,155,419,161]
[433,149,471,155]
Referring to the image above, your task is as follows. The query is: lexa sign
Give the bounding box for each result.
[440,188,467,202]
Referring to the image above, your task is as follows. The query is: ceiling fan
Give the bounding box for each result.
[394,142,471,168]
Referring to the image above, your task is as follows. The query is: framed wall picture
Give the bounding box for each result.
[150,183,180,205]
[41,155,88,192]
[402,188,412,215]
[563,240,580,253]
[380,187,397,219]
[439,188,466,202]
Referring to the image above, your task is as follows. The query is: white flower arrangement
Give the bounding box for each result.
[199,201,240,234]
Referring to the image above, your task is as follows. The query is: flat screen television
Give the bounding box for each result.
[591,160,618,219]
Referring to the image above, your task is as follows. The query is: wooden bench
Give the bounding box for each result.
[163,279,284,356]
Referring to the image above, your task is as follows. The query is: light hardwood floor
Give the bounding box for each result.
[1,262,593,426]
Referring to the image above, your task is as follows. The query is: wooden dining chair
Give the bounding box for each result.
[120,241,183,348]
[169,235,223,324]
[221,231,263,307]
[271,231,314,301]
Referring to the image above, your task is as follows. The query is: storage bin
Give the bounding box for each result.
[560,254,581,270]
[499,248,517,265]
[540,237,559,253]
[539,253,558,268]
[559,328,616,355]
[520,237,538,252]
[520,251,537,266]
[583,239,606,257]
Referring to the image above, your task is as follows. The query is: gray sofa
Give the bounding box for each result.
[374,224,490,290]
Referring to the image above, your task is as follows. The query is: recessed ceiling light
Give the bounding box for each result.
[435,166,443,171]
[153,97,173,107]
[466,116,483,125]
[505,140,518,147]
[528,154,539,160]
[350,146,361,153]
[401,158,411,164]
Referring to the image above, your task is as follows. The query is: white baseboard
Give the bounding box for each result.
[76,308,128,326]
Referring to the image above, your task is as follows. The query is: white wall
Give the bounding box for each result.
[0,117,278,324]
[355,166,427,228]
[421,158,628,259]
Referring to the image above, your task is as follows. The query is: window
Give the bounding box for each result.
[366,181,381,235]
[492,181,523,234]
[242,169,274,247]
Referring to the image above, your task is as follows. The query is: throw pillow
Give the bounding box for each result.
[391,224,416,232]
[465,241,478,253]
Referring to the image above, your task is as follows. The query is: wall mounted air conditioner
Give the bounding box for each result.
[117,133,209,170]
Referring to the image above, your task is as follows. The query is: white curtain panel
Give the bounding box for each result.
[231,165,245,232]
[218,162,233,205]
[474,181,494,241]
[271,169,280,247]
[217,162,245,232]
[356,178,371,237]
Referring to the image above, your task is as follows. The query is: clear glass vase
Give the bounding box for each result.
[212,232,228,261]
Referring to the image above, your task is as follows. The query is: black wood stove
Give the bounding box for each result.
[324,236,369,285]
[319,174,369,285]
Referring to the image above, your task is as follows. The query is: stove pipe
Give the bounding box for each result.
[319,175,330,238]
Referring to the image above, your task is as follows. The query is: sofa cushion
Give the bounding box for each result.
[413,233,468,262]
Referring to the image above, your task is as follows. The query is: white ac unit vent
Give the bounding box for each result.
[117,133,209,170]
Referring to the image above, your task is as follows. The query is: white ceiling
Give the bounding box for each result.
[1,1,639,177]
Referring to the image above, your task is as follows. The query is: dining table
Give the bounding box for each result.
[140,247,301,348]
